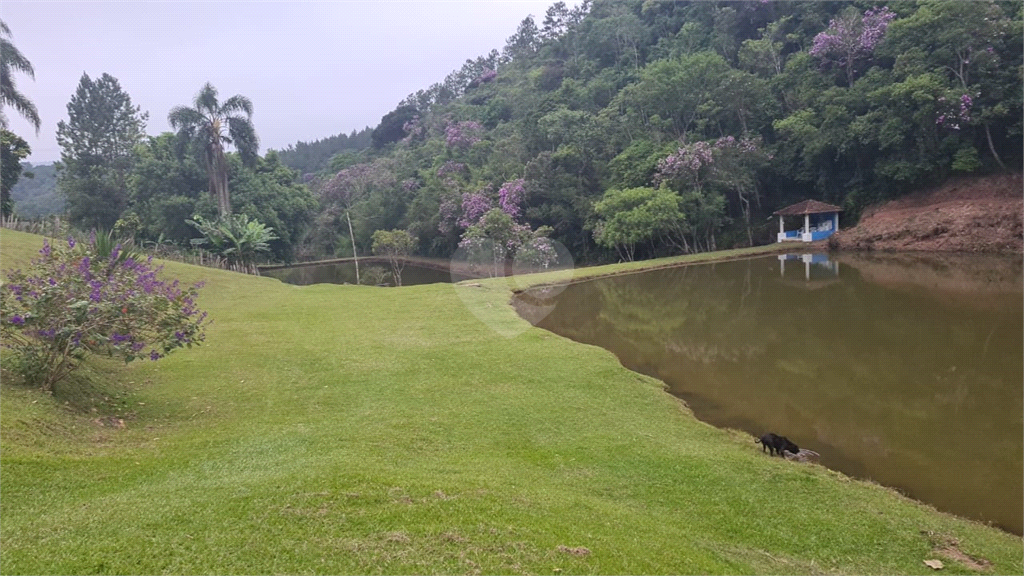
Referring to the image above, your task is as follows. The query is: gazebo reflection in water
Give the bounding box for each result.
[778,253,840,282]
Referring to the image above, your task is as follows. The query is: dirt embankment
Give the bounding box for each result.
[832,173,1023,254]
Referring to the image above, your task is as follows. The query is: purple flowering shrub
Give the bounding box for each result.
[810,7,896,86]
[1,236,208,390]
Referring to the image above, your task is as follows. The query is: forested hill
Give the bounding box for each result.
[318,0,1021,263]
[10,1,1020,267]
[9,163,62,219]
[273,127,373,175]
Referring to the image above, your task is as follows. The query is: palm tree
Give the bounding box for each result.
[168,82,259,217]
[0,19,41,132]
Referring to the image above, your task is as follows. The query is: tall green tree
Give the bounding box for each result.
[882,0,1020,170]
[168,82,259,217]
[127,132,208,244]
[0,19,40,132]
[1,129,30,217]
[591,186,687,261]
[56,72,147,230]
[226,150,318,262]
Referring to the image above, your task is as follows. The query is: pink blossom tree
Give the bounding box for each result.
[655,136,771,248]
[809,6,896,87]
[445,121,484,151]
[321,161,396,284]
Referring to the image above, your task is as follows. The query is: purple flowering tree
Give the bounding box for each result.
[1,237,208,391]
[457,208,534,276]
[321,161,397,284]
[458,189,494,229]
[445,121,484,151]
[655,136,771,248]
[514,237,559,269]
[447,177,556,274]
[437,195,461,235]
[810,6,896,87]
[654,141,715,192]
[497,178,526,219]
[436,160,468,188]
[477,69,497,84]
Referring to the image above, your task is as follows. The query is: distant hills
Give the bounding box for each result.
[8,126,375,220]
[10,162,62,219]
[272,127,374,175]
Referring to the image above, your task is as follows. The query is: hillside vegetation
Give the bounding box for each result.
[303,0,1022,263]
[5,1,1021,267]
[1,228,1021,574]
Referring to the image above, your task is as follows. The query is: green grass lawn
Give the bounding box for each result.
[1,229,1020,574]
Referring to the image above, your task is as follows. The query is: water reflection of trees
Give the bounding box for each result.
[526,255,1023,533]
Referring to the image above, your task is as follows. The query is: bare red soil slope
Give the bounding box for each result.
[832,172,1023,254]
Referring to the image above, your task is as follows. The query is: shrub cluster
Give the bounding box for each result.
[1,235,208,390]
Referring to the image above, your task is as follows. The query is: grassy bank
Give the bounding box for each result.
[1,229,1019,574]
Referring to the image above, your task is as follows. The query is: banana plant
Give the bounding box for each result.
[186,214,277,272]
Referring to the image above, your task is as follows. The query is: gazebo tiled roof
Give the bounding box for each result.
[772,199,843,216]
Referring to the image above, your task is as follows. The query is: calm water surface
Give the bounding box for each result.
[516,252,1023,534]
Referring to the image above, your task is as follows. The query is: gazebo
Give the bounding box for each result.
[773,199,842,243]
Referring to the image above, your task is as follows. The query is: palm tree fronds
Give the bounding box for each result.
[1,88,40,131]
[0,22,40,132]
[221,94,254,117]
[226,116,259,165]
[167,105,204,130]
[0,38,35,79]
[171,82,261,217]
[194,82,219,115]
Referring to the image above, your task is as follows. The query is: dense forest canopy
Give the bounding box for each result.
[272,127,373,175]
[7,0,1022,266]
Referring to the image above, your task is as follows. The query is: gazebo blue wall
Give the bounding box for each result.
[777,212,839,243]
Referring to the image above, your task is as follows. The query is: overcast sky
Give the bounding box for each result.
[2,0,562,163]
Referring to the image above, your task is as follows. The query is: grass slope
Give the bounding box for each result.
[1,229,1019,574]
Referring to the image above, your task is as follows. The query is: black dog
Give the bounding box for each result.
[755,433,799,457]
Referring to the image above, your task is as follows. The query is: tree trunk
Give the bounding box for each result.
[983,123,1008,171]
[739,191,753,246]
[346,209,360,284]
[389,256,403,287]
[209,145,231,217]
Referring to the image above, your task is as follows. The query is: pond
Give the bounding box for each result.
[514,252,1023,535]
[262,258,475,287]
